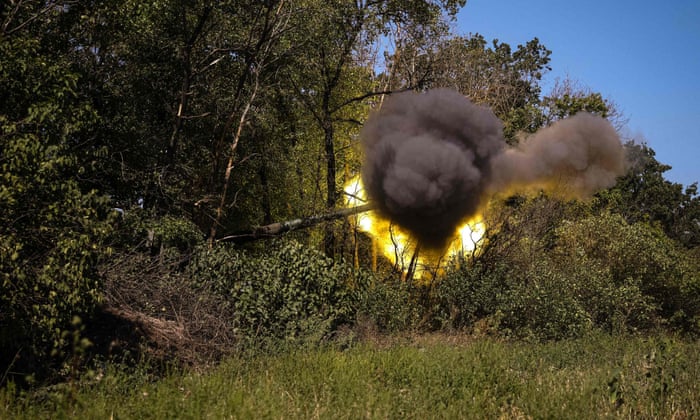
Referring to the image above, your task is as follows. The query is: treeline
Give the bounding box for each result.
[1,0,699,384]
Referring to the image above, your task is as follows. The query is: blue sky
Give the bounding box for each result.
[455,0,700,187]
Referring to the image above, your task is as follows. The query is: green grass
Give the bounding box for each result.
[3,332,699,419]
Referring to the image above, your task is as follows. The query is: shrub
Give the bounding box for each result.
[434,259,596,340]
[431,211,696,339]
[187,239,371,342]
[355,276,424,333]
[431,261,510,331]
[556,213,700,333]
[495,259,595,340]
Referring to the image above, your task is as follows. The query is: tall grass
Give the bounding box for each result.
[3,332,698,419]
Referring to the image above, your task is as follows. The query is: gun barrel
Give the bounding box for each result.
[217,204,374,243]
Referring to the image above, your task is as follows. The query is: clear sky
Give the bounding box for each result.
[456,0,700,187]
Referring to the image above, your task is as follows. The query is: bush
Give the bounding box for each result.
[187,239,371,342]
[355,277,424,333]
[495,259,595,340]
[430,211,700,339]
[556,213,700,333]
[431,261,509,331]
[111,209,204,252]
[434,259,596,340]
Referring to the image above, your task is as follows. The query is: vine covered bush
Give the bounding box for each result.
[187,240,372,342]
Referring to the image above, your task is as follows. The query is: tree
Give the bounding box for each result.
[47,0,207,214]
[285,0,465,257]
[598,142,700,248]
[1,4,112,376]
[395,34,552,141]
[53,0,301,238]
[556,212,700,332]
[205,0,294,245]
[541,77,627,130]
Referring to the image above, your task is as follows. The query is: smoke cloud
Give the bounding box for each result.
[361,88,625,249]
[361,88,503,249]
[489,112,625,197]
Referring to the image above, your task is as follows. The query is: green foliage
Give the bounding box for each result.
[432,261,508,331]
[187,240,371,341]
[355,278,423,332]
[599,142,700,248]
[2,0,698,392]
[431,200,700,339]
[113,210,204,252]
[420,34,552,140]
[434,259,596,340]
[0,30,112,377]
[540,77,626,131]
[556,213,700,333]
[543,91,609,120]
[491,260,595,340]
[151,216,204,250]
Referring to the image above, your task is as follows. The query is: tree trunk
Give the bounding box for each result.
[208,76,259,247]
[258,164,273,225]
[165,6,211,169]
[323,119,337,257]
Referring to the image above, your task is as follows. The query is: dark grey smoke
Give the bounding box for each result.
[361,88,625,249]
[361,89,503,249]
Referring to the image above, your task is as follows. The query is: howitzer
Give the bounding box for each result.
[217,204,374,243]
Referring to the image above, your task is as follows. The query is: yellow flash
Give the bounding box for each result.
[343,176,485,278]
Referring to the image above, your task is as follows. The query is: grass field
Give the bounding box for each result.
[3,332,699,419]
